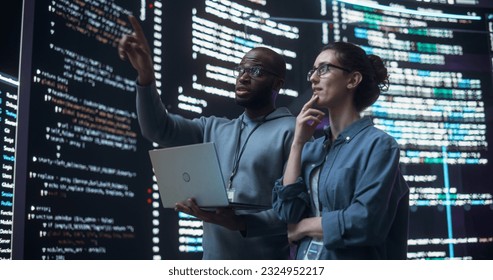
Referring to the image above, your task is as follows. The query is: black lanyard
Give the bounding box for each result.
[227,112,273,190]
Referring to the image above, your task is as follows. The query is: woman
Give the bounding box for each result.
[272,42,409,259]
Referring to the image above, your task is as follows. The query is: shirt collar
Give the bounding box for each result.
[323,116,374,144]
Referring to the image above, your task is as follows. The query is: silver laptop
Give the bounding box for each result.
[148,142,270,210]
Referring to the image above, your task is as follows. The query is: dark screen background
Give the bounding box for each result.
[1,0,492,259]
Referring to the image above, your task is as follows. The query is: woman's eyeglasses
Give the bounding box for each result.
[307,63,351,81]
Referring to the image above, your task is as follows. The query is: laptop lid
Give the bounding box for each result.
[149,142,231,208]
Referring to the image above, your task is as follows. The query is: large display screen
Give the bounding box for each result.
[326,0,493,259]
[14,0,159,260]
[0,73,18,259]
[4,0,493,259]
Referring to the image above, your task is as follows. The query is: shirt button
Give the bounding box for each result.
[345,136,351,141]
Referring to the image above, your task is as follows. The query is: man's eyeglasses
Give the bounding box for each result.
[307,63,351,81]
[234,65,279,79]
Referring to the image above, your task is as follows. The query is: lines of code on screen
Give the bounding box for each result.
[327,0,493,259]
[0,74,17,259]
[16,0,159,260]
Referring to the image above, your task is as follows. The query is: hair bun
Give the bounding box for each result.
[368,54,389,91]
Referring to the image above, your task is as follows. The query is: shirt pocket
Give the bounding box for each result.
[323,167,358,209]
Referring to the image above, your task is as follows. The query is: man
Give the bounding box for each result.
[118,15,295,259]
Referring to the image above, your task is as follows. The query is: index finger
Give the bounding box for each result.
[301,94,319,112]
[128,15,146,40]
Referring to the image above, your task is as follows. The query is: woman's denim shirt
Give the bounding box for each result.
[273,117,409,259]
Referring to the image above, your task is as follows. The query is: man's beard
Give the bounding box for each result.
[235,90,273,109]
